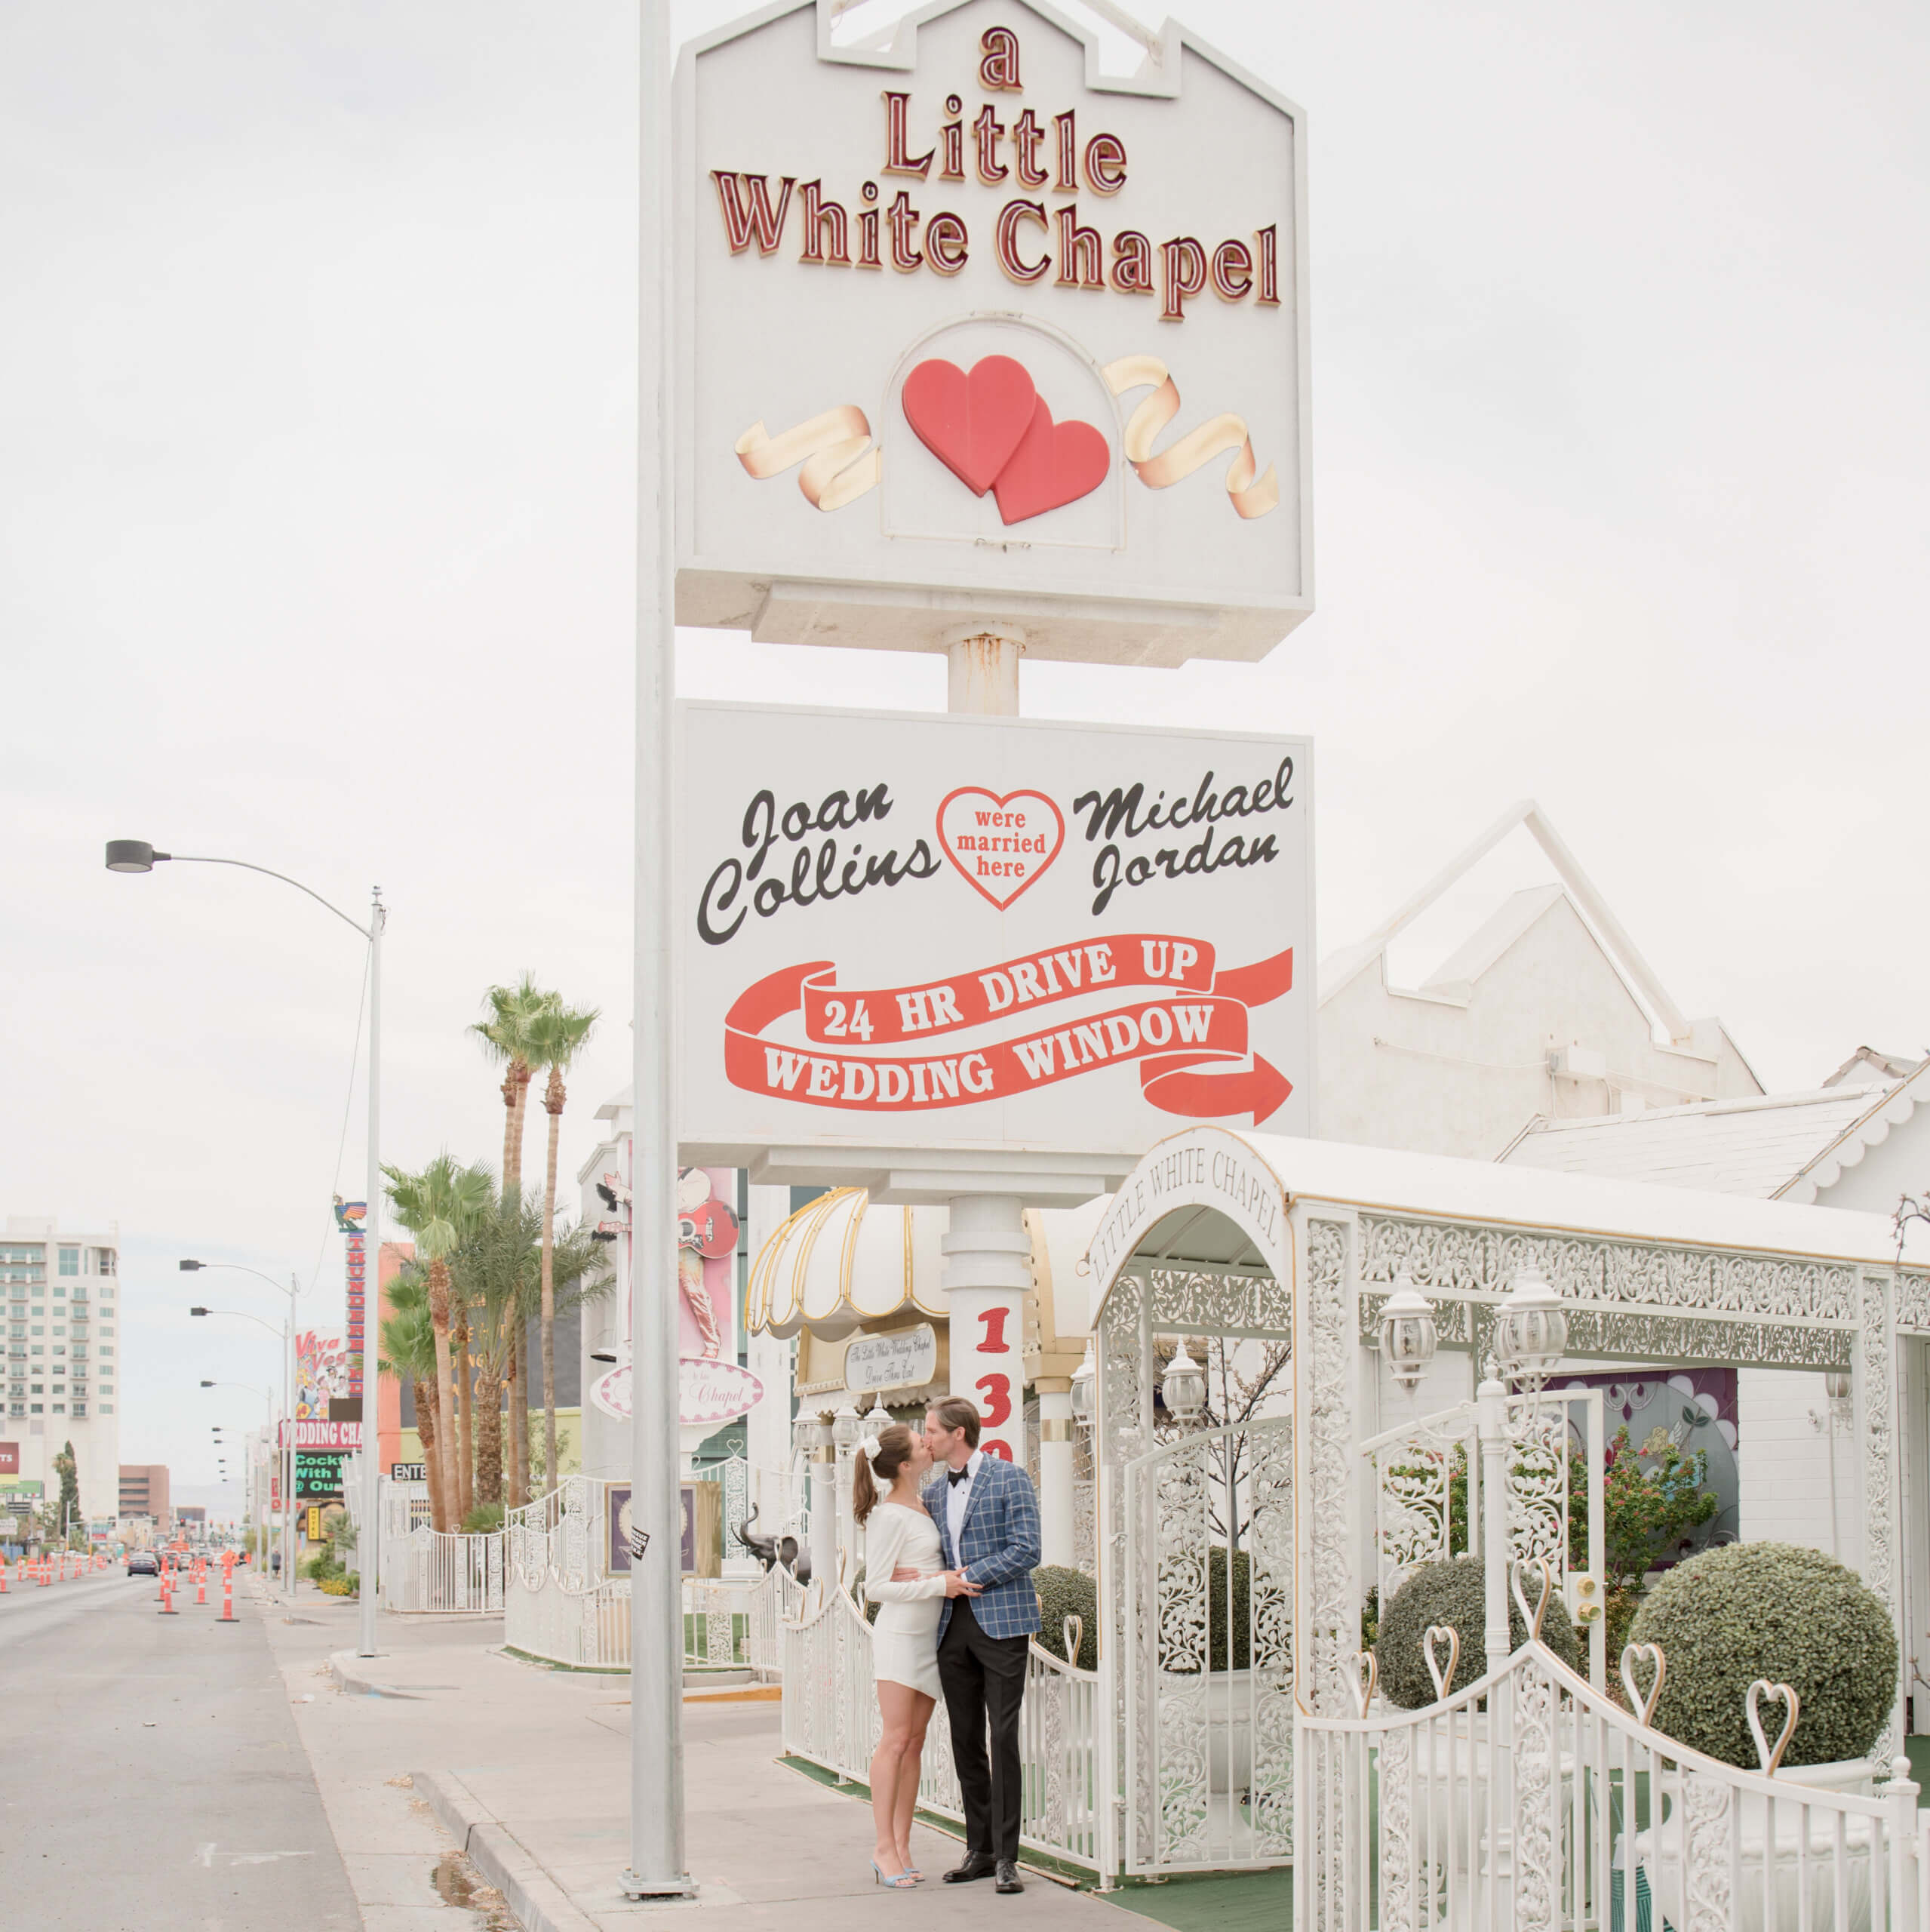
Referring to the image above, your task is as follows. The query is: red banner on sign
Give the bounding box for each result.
[726,935,1292,1124]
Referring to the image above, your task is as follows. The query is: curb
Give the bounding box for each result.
[415,1770,607,1932]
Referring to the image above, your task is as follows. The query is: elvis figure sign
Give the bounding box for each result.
[678,700,1313,1165]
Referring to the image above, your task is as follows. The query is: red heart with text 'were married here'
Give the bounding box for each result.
[902,356,1110,523]
[936,786,1066,910]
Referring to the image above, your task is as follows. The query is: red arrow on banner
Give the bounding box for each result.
[1142,1053,1292,1126]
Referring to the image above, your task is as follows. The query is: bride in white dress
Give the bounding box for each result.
[857,1422,975,1887]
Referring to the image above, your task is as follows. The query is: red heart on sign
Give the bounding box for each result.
[901,355,1036,497]
[936,786,1066,910]
[992,398,1111,525]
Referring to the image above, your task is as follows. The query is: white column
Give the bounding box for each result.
[1036,1381,1075,1567]
[944,632,1031,1463]
[943,1195,1031,1464]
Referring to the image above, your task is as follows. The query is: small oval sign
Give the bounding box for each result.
[844,1324,939,1396]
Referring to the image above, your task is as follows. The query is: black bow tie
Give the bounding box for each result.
[947,1468,970,1487]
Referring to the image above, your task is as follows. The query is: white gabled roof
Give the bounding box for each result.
[1498,1066,1930,1203]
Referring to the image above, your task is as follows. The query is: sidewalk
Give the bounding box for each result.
[260,1594,1119,1932]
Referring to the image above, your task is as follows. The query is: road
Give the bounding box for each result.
[0,1562,363,1930]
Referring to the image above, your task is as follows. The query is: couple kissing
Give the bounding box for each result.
[852,1395,1043,1894]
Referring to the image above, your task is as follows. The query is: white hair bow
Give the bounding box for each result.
[859,1435,889,1497]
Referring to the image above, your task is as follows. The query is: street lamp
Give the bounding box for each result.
[109,838,385,1660]
[192,1300,297,1601]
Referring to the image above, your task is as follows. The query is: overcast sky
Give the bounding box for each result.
[5,0,1925,1503]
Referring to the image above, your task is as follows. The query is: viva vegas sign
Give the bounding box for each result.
[675,0,1310,666]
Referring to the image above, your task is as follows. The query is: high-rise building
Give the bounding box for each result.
[2,1217,124,1522]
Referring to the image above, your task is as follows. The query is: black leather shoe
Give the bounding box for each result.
[944,1855,998,1884]
[995,1860,1024,1894]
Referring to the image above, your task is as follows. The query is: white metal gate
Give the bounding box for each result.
[1122,1413,1296,1875]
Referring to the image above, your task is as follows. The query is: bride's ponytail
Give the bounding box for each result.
[852,1421,917,1527]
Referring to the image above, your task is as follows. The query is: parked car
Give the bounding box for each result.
[126,1551,158,1577]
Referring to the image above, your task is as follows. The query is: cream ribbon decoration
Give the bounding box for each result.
[735,405,880,512]
[1102,355,1279,520]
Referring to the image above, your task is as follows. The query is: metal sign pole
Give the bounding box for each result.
[625,0,692,1897]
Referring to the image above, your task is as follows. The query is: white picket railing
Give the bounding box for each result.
[781,1582,1101,1872]
[380,1525,504,1614]
[1298,1629,1920,1932]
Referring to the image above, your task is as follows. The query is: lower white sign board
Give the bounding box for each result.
[844,1324,939,1396]
[678,701,1313,1165]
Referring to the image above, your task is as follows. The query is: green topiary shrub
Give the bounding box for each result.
[1377,1555,1581,1709]
[1160,1548,1252,1672]
[1033,1566,1098,1670]
[1626,1542,1896,1768]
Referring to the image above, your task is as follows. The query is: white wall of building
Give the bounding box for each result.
[575,1107,629,1484]
[1736,1367,1861,1570]
[1320,891,1760,1161]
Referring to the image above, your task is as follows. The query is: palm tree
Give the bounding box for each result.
[450,1190,616,1506]
[471,975,558,1504]
[383,1155,494,1533]
[378,1272,446,1529]
[526,998,601,1487]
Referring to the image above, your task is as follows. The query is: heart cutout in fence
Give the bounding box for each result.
[1423,1623,1461,1703]
[936,786,1065,910]
[991,396,1111,525]
[1747,1678,1801,1775]
[1511,1557,1554,1641]
[1351,1651,1378,1718]
[1621,1641,1667,1727]
[901,355,1037,497]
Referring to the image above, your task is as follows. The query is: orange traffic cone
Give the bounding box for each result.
[195,1571,207,1606]
[217,1572,238,1623]
[158,1572,177,1616]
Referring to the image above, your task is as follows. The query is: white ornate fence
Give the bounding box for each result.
[1298,1620,1921,1932]
[502,1473,800,1672]
[781,1581,1101,1871]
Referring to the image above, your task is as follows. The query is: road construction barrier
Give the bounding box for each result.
[158,1572,177,1616]
[195,1571,207,1605]
[217,1573,237,1623]
[38,1560,49,1588]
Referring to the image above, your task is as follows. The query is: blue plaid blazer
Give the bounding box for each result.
[924,1454,1041,1642]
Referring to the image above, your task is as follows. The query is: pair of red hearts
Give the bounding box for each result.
[901,355,1109,525]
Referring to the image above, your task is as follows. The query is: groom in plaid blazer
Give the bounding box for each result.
[920,1395,1041,1894]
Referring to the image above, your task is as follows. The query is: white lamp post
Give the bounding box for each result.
[1379,1272,1439,1389]
[109,841,385,1660]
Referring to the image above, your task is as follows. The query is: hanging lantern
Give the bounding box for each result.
[791,1414,820,1461]
[863,1395,893,1435]
[831,1402,865,1451]
[1161,1339,1207,1421]
[1495,1264,1568,1383]
[1378,1272,1438,1389]
[1069,1340,1097,1426]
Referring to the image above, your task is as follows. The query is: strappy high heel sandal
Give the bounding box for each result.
[871,1860,917,1889]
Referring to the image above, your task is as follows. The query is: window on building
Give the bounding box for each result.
[53,1285,65,1299]
[72,1405,85,1417]
[99,1382,112,1392]
[29,1384,41,1394]
[28,1404,40,1414]
[99,1287,112,1301]
[91,1249,115,1275]
[100,1404,112,1414]
[57,1249,78,1276]
[51,1404,63,1414]
[100,1346,113,1358]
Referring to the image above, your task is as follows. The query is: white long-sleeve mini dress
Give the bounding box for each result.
[864,1502,945,1700]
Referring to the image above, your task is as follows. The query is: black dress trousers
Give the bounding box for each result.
[936,1596,1029,1861]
